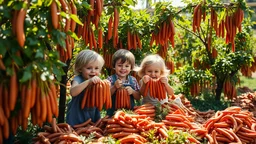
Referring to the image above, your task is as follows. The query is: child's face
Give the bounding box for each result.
[144,63,162,79]
[114,59,132,79]
[80,60,101,80]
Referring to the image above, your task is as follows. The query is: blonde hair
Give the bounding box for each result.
[74,50,104,75]
[137,54,170,78]
[112,49,135,70]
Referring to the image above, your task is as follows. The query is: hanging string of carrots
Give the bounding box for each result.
[150,17,175,49]
[0,71,59,138]
[192,3,244,52]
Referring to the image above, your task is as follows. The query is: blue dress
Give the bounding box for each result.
[66,75,101,126]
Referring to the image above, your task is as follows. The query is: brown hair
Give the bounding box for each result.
[112,49,135,70]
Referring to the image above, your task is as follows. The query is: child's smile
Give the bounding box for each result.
[114,59,132,79]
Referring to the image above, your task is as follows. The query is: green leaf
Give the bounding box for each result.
[20,66,32,83]
[35,49,44,58]
[12,55,24,66]
[70,14,83,26]
[124,0,135,6]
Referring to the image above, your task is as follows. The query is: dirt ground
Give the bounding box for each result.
[253,72,256,78]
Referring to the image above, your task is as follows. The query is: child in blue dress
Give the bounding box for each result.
[66,50,105,126]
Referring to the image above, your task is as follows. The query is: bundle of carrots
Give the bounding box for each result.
[50,0,78,62]
[142,79,167,100]
[81,79,111,111]
[106,7,119,48]
[76,0,104,50]
[193,3,244,52]
[150,17,175,48]
[127,31,142,50]
[223,79,237,100]
[0,71,59,142]
[165,58,175,74]
[102,48,113,69]
[115,88,131,109]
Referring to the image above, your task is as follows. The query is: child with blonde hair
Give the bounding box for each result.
[66,50,105,126]
[106,49,141,116]
[137,54,174,106]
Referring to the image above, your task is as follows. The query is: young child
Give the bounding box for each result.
[137,54,174,106]
[66,49,105,126]
[106,49,141,116]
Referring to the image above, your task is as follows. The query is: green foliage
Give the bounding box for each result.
[187,93,230,111]
[175,65,213,94]
[15,122,44,144]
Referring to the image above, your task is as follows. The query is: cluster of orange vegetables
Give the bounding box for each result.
[29,92,256,143]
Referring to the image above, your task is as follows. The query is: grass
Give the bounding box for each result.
[238,75,256,92]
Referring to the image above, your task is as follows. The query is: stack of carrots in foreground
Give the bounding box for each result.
[31,94,256,144]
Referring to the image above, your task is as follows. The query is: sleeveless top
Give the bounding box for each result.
[66,75,100,126]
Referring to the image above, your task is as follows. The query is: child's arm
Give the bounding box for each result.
[70,76,101,97]
[110,79,122,95]
[139,75,151,97]
[125,87,141,100]
[159,76,174,96]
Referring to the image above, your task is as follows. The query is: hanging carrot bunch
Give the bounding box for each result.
[103,46,113,69]
[81,80,111,111]
[165,58,175,74]
[190,82,200,97]
[127,30,142,50]
[240,65,253,77]
[49,0,78,62]
[223,79,237,100]
[75,0,104,51]
[224,7,244,52]
[150,17,175,49]
[212,47,218,58]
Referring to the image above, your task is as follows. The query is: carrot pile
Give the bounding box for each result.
[142,79,167,100]
[115,88,131,109]
[231,92,256,116]
[32,118,83,143]
[203,106,256,143]
[27,92,256,144]
[81,79,111,111]
[134,103,155,119]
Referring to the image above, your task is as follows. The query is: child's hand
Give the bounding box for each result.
[114,79,122,89]
[159,76,168,85]
[90,76,101,84]
[125,86,134,95]
[143,75,151,84]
